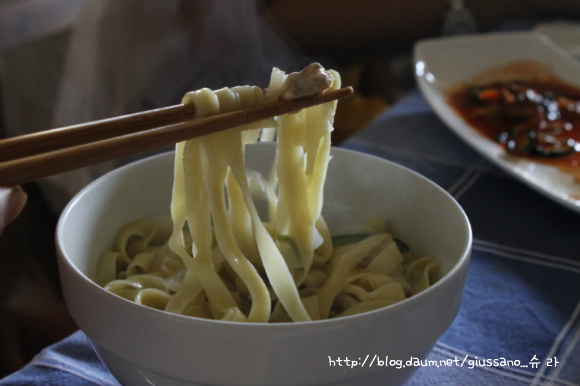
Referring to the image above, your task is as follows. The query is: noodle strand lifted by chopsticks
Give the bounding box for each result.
[97,63,440,323]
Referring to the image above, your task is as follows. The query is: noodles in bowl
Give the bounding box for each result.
[95,65,439,323]
[56,64,472,386]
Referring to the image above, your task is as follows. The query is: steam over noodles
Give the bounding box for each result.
[97,64,439,322]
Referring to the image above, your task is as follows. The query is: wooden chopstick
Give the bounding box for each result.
[0,87,353,186]
[0,104,196,163]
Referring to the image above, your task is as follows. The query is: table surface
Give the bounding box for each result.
[1,89,579,386]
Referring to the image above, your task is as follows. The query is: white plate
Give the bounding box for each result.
[414,31,580,213]
[535,20,580,59]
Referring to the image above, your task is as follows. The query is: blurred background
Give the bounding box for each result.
[0,0,578,378]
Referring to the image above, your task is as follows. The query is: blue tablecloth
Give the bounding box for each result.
[343,91,580,386]
[1,89,579,386]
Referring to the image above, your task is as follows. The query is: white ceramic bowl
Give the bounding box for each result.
[57,143,472,386]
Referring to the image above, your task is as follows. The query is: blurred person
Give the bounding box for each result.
[0,186,26,236]
[0,183,77,376]
[0,185,25,373]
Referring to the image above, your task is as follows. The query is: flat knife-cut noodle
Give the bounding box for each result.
[97,63,439,322]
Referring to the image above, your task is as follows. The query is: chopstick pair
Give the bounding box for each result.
[0,87,353,186]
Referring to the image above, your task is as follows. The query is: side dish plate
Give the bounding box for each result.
[414,31,580,213]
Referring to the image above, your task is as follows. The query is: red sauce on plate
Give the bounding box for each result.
[447,77,580,180]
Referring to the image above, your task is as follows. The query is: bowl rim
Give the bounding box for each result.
[56,144,472,329]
